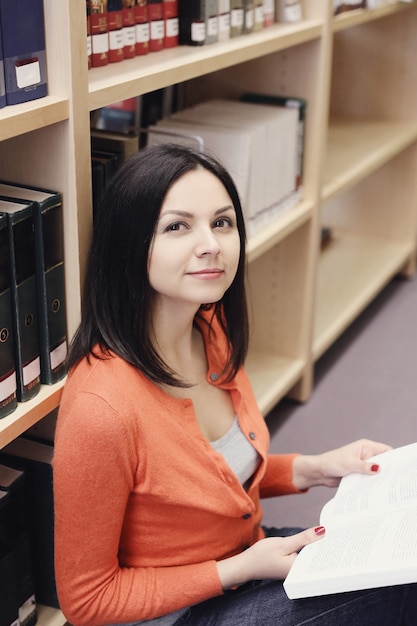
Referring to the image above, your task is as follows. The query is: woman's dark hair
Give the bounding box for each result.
[67,143,249,386]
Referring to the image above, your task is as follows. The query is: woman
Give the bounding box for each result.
[53,144,416,625]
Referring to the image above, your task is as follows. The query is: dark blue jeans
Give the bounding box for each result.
[174,578,416,625]
[113,528,417,626]
[172,527,417,626]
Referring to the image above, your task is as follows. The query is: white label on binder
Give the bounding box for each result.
[50,340,68,371]
[0,370,16,402]
[22,356,40,386]
[16,59,41,88]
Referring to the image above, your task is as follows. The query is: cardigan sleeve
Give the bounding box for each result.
[259,453,307,498]
[53,391,223,626]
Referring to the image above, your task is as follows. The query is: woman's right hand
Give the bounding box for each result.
[216,526,325,590]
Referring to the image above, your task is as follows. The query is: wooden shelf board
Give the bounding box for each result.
[332,2,414,32]
[0,380,65,449]
[247,199,313,263]
[323,119,417,202]
[0,97,69,142]
[245,350,305,416]
[37,605,66,626]
[313,231,413,360]
[88,20,323,111]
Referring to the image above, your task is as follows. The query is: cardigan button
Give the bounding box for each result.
[210,372,219,381]
[249,432,256,440]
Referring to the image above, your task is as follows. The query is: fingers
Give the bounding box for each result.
[357,439,392,460]
[283,526,326,555]
[353,439,392,475]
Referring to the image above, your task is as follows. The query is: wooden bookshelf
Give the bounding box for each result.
[37,605,67,626]
[1,1,417,624]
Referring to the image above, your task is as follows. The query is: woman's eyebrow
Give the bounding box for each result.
[160,205,234,218]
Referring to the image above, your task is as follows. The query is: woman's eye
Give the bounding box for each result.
[214,217,233,228]
[165,222,186,232]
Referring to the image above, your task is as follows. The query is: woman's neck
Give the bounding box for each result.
[150,302,205,385]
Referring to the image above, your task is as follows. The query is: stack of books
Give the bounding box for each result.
[0,183,68,420]
[146,96,306,236]
[87,0,305,68]
[88,0,180,67]
[0,420,58,620]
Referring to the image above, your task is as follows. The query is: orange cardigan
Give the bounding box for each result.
[53,318,302,625]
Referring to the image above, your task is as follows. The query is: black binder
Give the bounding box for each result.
[0,212,17,418]
[0,438,58,609]
[0,464,37,626]
[0,198,41,402]
[0,490,19,626]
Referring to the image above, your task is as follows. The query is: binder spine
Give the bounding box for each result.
[5,204,41,402]
[0,213,17,418]
[0,0,48,105]
[35,199,68,385]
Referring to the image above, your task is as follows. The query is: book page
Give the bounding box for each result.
[284,506,417,598]
[320,442,417,527]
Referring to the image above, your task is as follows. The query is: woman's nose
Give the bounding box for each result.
[195,228,221,257]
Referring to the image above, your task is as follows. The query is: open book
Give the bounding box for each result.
[284,442,417,598]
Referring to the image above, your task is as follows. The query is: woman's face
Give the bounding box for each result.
[148,168,241,311]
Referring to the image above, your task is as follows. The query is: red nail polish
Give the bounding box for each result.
[314,526,326,536]
[371,464,379,472]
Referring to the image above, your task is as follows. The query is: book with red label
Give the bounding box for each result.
[148,0,164,52]
[122,0,136,58]
[163,0,179,48]
[135,0,150,55]
[108,0,124,62]
[89,0,109,67]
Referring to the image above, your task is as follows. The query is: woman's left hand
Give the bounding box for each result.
[292,439,392,491]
